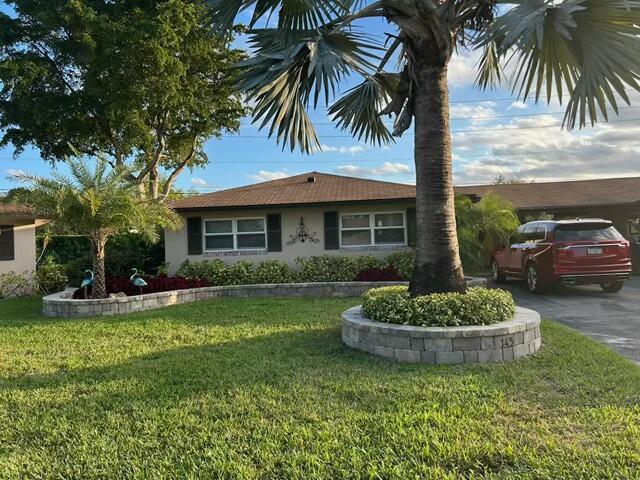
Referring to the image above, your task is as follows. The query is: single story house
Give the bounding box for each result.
[0,204,43,275]
[167,173,640,273]
[166,172,417,273]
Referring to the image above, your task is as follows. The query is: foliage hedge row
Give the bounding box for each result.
[176,254,414,286]
[361,286,516,327]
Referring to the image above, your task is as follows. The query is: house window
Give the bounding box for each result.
[204,218,266,251]
[340,213,405,247]
[0,225,15,261]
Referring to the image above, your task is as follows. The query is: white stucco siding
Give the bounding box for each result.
[0,217,37,275]
[165,203,414,275]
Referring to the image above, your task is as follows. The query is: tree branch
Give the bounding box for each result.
[159,137,198,203]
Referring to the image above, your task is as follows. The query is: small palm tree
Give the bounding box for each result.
[11,159,182,298]
[207,0,640,295]
[456,193,520,271]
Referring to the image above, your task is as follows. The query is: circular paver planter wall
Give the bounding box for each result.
[342,306,541,364]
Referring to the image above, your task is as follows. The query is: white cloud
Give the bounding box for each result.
[336,162,411,178]
[451,102,497,124]
[448,51,480,87]
[452,114,640,185]
[190,177,208,187]
[318,144,367,155]
[510,101,528,110]
[247,170,290,182]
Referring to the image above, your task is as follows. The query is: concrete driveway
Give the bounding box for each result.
[490,276,640,364]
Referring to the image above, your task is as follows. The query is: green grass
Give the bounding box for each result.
[0,297,639,479]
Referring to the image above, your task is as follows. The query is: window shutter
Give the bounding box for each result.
[406,208,417,247]
[0,225,15,261]
[266,214,282,252]
[187,217,203,255]
[324,211,339,250]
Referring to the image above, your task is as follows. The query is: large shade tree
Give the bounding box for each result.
[12,160,182,298]
[0,0,247,201]
[207,0,640,295]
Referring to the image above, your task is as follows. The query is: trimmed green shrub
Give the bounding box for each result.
[296,255,379,282]
[361,286,412,324]
[254,260,298,284]
[361,286,516,327]
[36,256,68,295]
[384,251,414,280]
[228,261,255,285]
[177,259,230,285]
[0,271,36,298]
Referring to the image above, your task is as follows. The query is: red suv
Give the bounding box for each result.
[491,219,632,294]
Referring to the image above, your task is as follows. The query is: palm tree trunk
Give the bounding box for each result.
[410,63,467,296]
[90,235,108,299]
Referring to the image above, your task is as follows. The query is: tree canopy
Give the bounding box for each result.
[0,0,247,200]
[11,158,182,297]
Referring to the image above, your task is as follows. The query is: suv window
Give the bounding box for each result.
[555,224,624,242]
[526,226,546,242]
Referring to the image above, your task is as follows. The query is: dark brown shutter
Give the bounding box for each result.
[324,211,339,250]
[266,214,282,252]
[0,225,15,261]
[406,208,417,247]
[187,217,203,255]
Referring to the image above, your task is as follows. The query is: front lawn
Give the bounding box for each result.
[0,297,638,479]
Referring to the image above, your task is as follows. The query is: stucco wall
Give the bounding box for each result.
[165,203,414,275]
[0,217,37,275]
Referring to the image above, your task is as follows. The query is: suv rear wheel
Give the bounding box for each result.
[526,263,545,294]
[600,281,624,293]
[491,259,505,283]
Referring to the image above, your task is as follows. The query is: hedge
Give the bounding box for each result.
[176,255,410,286]
[361,286,516,327]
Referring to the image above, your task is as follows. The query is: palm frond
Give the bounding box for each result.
[328,73,398,146]
[238,27,382,152]
[478,0,640,129]
[206,0,348,32]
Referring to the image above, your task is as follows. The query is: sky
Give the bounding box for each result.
[1,2,639,196]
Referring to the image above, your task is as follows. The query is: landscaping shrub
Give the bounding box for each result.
[72,274,209,299]
[296,255,379,282]
[361,286,413,324]
[227,261,256,285]
[177,259,229,285]
[354,266,402,282]
[254,260,298,284]
[0,271,36,298]
[361,286,516,327]
[35,256,68,295]
[384,251,414,280]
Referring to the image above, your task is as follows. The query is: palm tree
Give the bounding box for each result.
[207,0,640,295]
[11,160,182,298]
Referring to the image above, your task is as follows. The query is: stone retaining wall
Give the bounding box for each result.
[342,306,541,364]
[42,278,487,319]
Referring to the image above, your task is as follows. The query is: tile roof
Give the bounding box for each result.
[171,172,416,210]
[171,172,640,211]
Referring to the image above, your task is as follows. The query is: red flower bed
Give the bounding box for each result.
[353,266,402,282]
[72,274,210,299]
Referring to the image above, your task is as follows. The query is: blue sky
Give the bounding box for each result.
[1,2,639,196]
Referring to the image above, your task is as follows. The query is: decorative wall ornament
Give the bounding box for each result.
[287,217,319,245]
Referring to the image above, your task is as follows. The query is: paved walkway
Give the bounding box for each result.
[490,276,640,364]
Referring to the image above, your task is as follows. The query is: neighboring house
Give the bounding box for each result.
[166,172,417,274]
[167,173,640,273]
[456,176,640,238]
[0,204,42,275]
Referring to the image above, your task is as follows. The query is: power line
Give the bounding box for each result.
[0,144,634,165]
[242,105,640,126]
[220,117,640,138]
